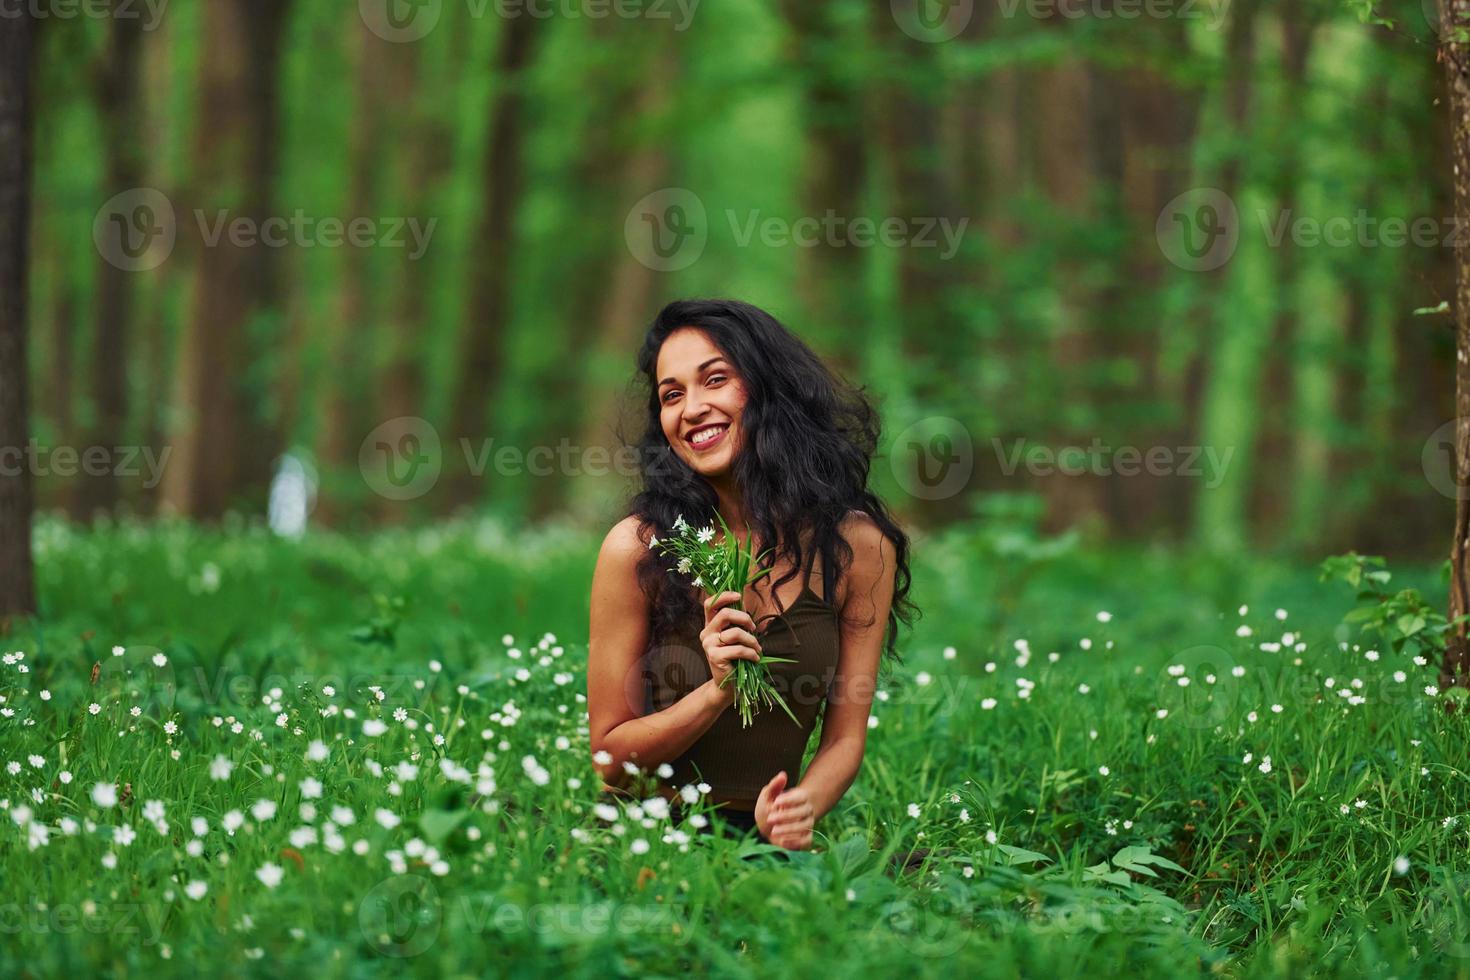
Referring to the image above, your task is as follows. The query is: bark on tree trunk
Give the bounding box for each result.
[76,2,144,520]
[0,8,36,618]
[1437,0,1470,702]
[443,15,540,511]
[314,19,388,526]
[161,0,291,520]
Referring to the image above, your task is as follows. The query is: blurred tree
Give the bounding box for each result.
[1438,0,1470,698]
[162,0,292,519]
[313,18,390,526]
[75,1,145,520]
[0,8,35,616]
[444,15,543,510]
[779,1,871,372]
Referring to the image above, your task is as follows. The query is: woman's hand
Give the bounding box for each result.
[755,770,814,850]
[701,590,762,697]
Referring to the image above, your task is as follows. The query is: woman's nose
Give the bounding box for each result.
[683,392,710,421]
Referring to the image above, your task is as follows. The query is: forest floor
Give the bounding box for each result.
[1,515,1466,978]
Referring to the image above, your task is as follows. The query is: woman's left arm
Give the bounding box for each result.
[760,513,896,848]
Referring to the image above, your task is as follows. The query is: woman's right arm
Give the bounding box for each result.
[586,516,736,792]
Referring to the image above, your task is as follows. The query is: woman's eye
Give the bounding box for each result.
[662,390,681,404]
[707,375,726,387]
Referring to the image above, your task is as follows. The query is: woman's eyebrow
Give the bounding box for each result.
[658,357,727,388]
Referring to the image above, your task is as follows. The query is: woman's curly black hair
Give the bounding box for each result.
[625,298,917,667]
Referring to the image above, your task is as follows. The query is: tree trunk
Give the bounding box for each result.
[1438,0,1470,700]
[779,1,870,373]
[161,0,291,520]
[0,7,36,618]
[375,38,446,524]
[443,15,541,511]
[76,1,145,520]
[568,39,681,521]
[314,19,388,526]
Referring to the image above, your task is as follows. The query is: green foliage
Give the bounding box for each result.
[2,519,1466,976]
[1319,552,1457,660]
[348,593,408,651]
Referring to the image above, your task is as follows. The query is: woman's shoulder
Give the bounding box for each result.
[599,515,651,563]
[838,509,885,546]
[836,509,896,578]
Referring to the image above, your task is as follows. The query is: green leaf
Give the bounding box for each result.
[1397,614,1426,637]
[996,844,1052,866]
[1112,845,1188,876]
[419,807,469,846]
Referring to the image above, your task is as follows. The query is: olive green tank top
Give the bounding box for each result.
[641,552,841,798]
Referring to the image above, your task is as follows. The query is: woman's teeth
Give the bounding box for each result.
[690,426,726,446]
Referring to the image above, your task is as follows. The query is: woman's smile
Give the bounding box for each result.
[685,422,730,451]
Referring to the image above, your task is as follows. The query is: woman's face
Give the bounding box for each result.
[655,327,747,480]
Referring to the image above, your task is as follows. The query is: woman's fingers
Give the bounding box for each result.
[770,812,812,832]
[771,795,811,817]
[703,590,744,616]
[710,644,761,664]
[707,606,757,634]
[714,626,760,649]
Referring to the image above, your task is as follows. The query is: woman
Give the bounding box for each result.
[586,299,916,850]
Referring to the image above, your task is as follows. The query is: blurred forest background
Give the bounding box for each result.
[14,0,1462,556]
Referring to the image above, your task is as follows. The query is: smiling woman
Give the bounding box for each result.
[585,298,918,851]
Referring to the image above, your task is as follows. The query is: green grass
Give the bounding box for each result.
[2,514,1468,978]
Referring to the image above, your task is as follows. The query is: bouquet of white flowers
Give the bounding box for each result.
[651,512,800,728]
